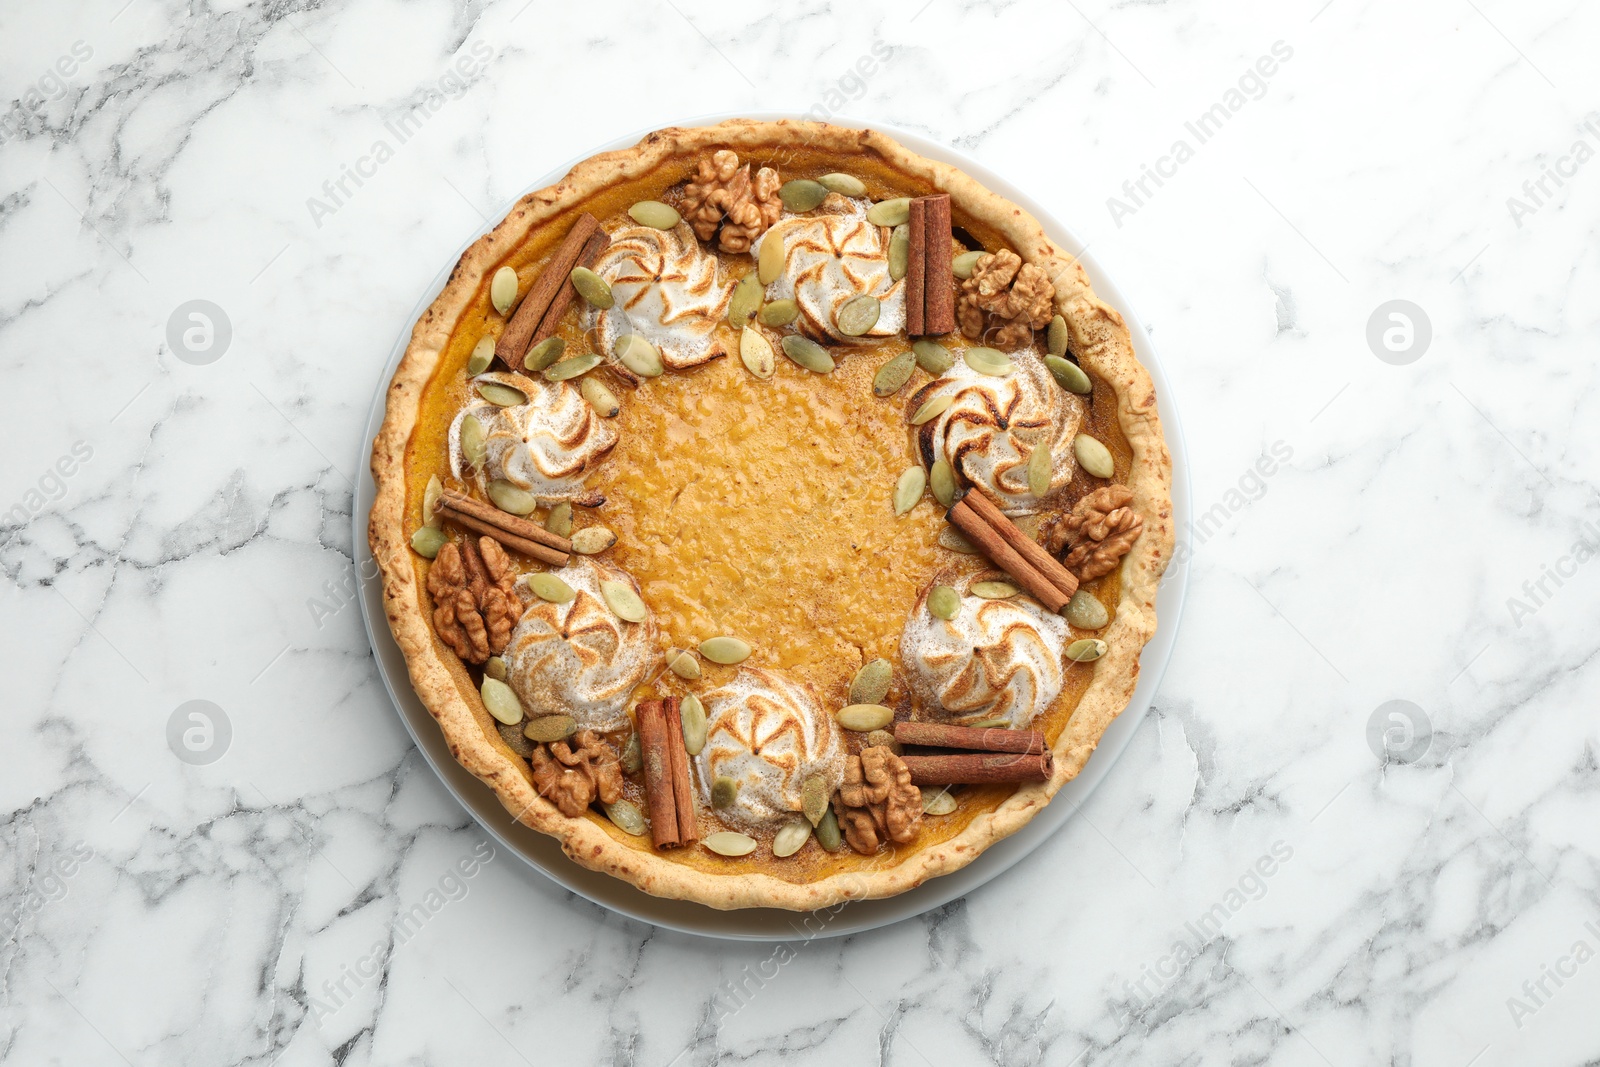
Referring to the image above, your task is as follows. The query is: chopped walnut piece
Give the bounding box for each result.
[957,249,1056,348]
[833,746,922,855]
[680,149,781,254]
[424,536,524,664]
[529,729,624,816]
[1046,485,1144,582]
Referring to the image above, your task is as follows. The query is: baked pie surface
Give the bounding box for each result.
[368,120,1172,911]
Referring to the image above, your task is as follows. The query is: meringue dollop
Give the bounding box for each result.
[900,571,1069,729]
[586,222,731,371]
[754,197,905,343]
[698,667,846,831]
[450,370,617,506]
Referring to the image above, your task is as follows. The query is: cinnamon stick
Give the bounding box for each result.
[663,697,699,845]
[440,491,571,553]
[901,750,1054,785]
[636,701,681,849]
[946,498,1070,614]
[921,194,955,335]
[893,721,1045,756]
[436,501,568,567]
[494,213,601,369]
[905,197,926,337]
[960,490,1078,601]
[531,227,611,347]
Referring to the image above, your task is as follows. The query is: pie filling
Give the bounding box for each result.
[401,144,1144,883]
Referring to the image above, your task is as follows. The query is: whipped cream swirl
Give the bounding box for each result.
[586,222,731,372]
[502,558,659,732]
[698,668,846,831]
[449,370,616,507]
[900,571,1069,730]
[908,353,1085,515]
[754,196,905,343]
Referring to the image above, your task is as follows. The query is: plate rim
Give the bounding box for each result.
[353,112,1190,941]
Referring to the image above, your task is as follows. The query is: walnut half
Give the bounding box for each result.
[1044,485,1144,582]
[424,536,523,664]
[530,730,623,818]
[833,746,922,855]
[680,150,781,254]
[956,249,1056,348]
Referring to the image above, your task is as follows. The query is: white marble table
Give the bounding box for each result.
[4,1,1598,1064]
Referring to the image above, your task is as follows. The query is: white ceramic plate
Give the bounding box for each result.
[354,116,1190,941]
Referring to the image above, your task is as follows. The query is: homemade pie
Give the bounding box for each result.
[368,119,1172,911]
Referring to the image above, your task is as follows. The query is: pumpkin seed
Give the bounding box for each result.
[781,334,835,374]
[1047,314,1069,357]
[968,717,1011,729]
[952,250,986,279]
[604,799,648,836]
[971,580,1020,599]
[422,474,443,526]
[758,299,799,327]
[1045,355,1091,395]
[728,273,763,325]
[544,351,603,381]
[779,179,829,212]
[963,347,1012,376]
[571,526,617,555]
[710,776,738,809]
[523,336,565,372]
[928,585,960,620]
[801,774,830,826]
[818,172,866,197]
[480,676,524,725]
[838,704,894,731]
[601,580,647,622]
[620,731,642,774]
[460,414,487,466]
[873,350,916,396]
[849,659,892,706]
[815,808,843,851]
[490,266,519,315]
[570,266,613,309]
[666,647,701,680]
[865,729,899,751]
[888,223,910,281]
[929,460,956,507]
[580,377,621,417]
[1074,433,1115,478]
[700,636,751,664]
[523,713,577,742]
[1028,441,1052,498]
[680,693,707,755]
[1064,590,1109,629]
[614,333,664,377]
[836,294,881,336]
[488,479,537,516]
[498,720,537,758]
[545,502,572,538]
[485,656,507,682]
[411,525,447,558]
[628,200,680,229]
[911,394,952,425]
[938,527,978,554]
[740,326,776,379]
[913,340,954,376]
[893,466,926,516]
[866,197,911,227]
[704,831,757,857]
[467,336,496,375]
[921,787,958,816]
[477,381,527,407]
[773,819,812,858]
[525,572,575,603]
[758,232,785,284]
[1067,638,1107,663]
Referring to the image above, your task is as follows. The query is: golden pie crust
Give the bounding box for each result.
[367,119,1173,911]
